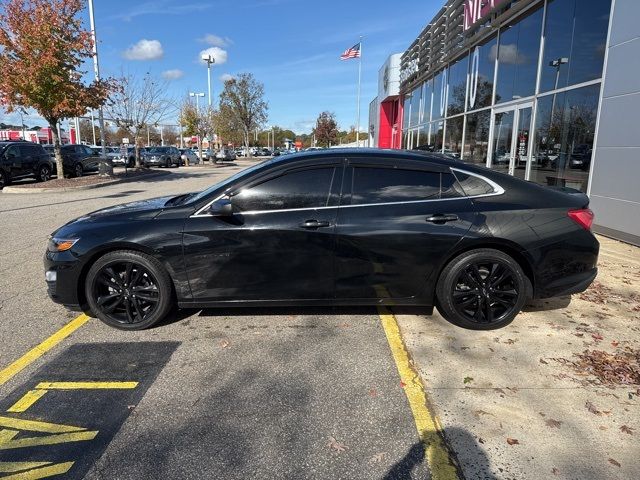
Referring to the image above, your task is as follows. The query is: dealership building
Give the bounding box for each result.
[369,0,640,245]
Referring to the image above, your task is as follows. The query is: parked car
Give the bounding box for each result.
[111,147,137,168]
[195,148,213,161]
[180,149,199,165]
[44,148,599,331]
[0,141,54,188]
[215,149,237,163]
[142,146,181,168]
[58,144,102,177]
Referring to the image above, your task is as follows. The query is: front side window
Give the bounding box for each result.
[351,167,444,205]
[232,167,336,212]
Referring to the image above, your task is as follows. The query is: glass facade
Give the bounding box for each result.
[400,0,612,193]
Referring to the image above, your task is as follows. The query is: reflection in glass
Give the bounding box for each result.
[531,85,599,192]
[431,121,444,152]
[352,168,442,205]
[540,0,611,93]
[444,116,464,158]
[514,107,532,180]
[491,111,514,174]
[432,70,446,120]
[410,86,421,127]
[495,6,543,104]
[402,96,411,130]
[463,110,491,165]
[422,80,433,124]
[468,35,497,111]
[447,55,469,116]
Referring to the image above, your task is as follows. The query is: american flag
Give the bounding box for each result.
[340,42,361,60]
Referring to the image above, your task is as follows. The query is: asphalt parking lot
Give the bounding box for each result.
[1,161,638,479]
[0,163,442,480]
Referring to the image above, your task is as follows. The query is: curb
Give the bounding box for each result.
[1,171,171,194]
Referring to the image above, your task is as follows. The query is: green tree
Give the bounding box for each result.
[313,112,338,147]
[0,0,117,177]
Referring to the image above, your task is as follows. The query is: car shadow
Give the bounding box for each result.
[523,296,572,312]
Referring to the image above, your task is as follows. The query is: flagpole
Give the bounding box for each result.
[356,36,362,147]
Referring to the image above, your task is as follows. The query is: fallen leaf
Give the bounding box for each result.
[539,358,549,365]
[592,332,604,341]
[327,436,348,453]
[463,377,474,384]
[552,467,560,475]
[219,340,230,349]
[608,458,621,468]
[473,409,495,418]
[399,381,406,388]
[620,425,634,435]
[586,401,602,415]
[369,452,387,464]
[599,425,608,430]
[538,412,546,417]
[478,437,485,444]
[611,341,620,347]
[506,438,520,445]
[504,339,517,345]
[545,419,563,429]
[369,388,378,398]
[460,346,470,351]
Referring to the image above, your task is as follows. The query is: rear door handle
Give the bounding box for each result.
[425,214,459,224]
[299,220,331,229]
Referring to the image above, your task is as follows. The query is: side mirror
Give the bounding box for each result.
[208,197,234,217]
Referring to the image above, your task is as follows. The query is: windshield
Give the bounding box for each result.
[147,147,169,154]
[186,158,278,205]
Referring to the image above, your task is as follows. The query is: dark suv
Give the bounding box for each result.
[58,144,102,178]
[0,141,54,189]
[142,147,181,168]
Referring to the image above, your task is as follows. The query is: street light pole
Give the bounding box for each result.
[189,92,205,160]
[202,54,216,150]
[88,0,111,175]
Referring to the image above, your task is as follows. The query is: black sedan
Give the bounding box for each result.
[45,149,599,331]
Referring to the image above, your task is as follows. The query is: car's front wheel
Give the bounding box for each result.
[85,250,174,330]
[37,164,52,182]
[0,170,8,189]
[436,249,530,330]
[74,163,83,178]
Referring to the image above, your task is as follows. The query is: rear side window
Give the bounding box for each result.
[233,167,337,212]
[351,167,451,205]
[452,170,499,197]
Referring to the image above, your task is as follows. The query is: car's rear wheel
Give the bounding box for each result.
[74,163,83,178]
[37,164,52,182]
[85,250,174,330]
[436,249,529,330]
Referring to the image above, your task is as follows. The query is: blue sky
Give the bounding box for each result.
[2,0,441,134]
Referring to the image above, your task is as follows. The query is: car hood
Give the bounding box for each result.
[65,196,175,225]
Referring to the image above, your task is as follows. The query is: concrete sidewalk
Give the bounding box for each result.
[396,236,640,479]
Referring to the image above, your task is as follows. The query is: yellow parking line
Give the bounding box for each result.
[0,462,74,479]
[6,390,47,413]
[0,462,52,474]
[378,307,460,480]
[35,381,138,390]
[0,314,90,386]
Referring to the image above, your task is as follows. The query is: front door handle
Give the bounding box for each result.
[425,214,459,224]
[299,220,331,229]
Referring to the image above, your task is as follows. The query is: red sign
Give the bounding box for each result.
[295,141,303,149]
[464,0,508,31]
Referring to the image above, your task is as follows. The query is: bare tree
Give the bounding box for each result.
[180,99,218,163]
[219,73,268,157]
[105,72,174,167]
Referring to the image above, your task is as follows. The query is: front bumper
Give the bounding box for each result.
[44,251,85,310]
[143,158,165,166]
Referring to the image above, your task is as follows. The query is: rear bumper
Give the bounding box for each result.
[536,267,598,299]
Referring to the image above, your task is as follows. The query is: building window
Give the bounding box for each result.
[540,0,612,93]
[531,84,600,193]
[444,116,464,158]
[495,6,544,104]
[447,55,469,116]
[430,121,444,152]
[468,35,498,111]
[432,70,447,120]
[402,96,411,131]
[410,86,422,127]
[422,80,433,124]
[463,110,491,165]
[417,125,428,149]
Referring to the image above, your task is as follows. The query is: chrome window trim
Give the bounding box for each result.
[190,168,505,218]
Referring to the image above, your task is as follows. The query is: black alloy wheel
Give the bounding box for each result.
[436,249,529,330]
[85,250,173,330]
[74,163,83,178]
[38,164,52,182]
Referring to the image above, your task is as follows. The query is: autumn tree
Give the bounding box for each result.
[0,0,116,177]
[105,72,173,167]
[219,74,268,157]
[314,112,338,147]
[180,100,218,162]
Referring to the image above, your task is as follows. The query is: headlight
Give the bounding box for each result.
[48,237,79,252]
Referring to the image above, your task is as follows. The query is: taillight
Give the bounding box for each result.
[568,209,594,231]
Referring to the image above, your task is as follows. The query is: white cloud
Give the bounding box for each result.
[220,73,235,82]
[123,39,164,61]
[199,47,228,65]
[162,69,185,80]
[489,43,527,65]
[201,34,232,47]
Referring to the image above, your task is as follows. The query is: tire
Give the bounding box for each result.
[0,170,9,189]
[165,159,171,168]
[37,164,52,182]
[85,250,174,330]
[435,249,530,330]
[74,163,83,178]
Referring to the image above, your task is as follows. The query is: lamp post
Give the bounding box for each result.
[549,57,569,164]
[88,0,110,175]
[189,92,205,160]
[202,54,216,150]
